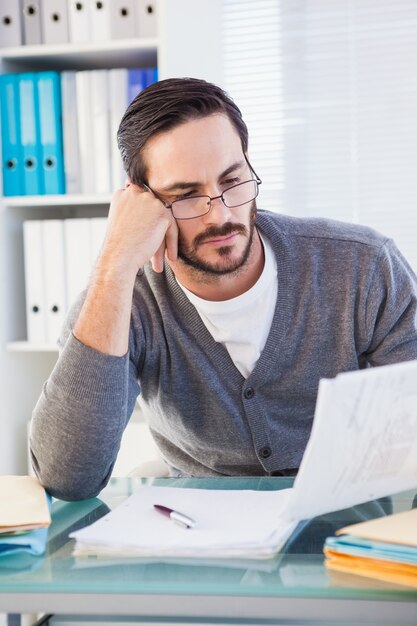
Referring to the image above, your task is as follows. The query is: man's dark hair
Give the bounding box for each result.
[117,77,249,185]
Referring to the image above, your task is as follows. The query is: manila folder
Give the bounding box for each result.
[0,475,51,533]
[336,508,417,547]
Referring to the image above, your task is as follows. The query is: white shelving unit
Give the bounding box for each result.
[3,194,113,208]
[0,38,158,70]
[0,0,223,474]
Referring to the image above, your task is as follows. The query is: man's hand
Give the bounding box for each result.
[73,183,178,356]
[104,183,178,276]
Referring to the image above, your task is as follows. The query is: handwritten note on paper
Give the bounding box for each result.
[288,359,417,521]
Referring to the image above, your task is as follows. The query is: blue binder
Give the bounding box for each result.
[127,68,158,104]
[142,67,158,88]
[127,69,146,104]
[18,73,43,195]
[0,74,23,196]
[36,71,65,195]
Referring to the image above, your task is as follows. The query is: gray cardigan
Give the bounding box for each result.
[30,211,417,500]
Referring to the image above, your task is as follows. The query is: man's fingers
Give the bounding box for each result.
[151,240,166,273]
[152,218,178,272]
[165,220,179,262]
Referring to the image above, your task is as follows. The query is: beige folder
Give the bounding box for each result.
[336,508,417,547]
[0,475,51,533]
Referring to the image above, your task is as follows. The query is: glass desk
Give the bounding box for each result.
[0,477,416,626]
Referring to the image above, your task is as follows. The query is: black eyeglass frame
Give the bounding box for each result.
[141,155,262,220]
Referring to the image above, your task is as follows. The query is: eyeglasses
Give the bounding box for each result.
[142,157,262,220]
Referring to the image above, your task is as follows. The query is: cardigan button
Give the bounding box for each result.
[259,446,272,459]
[244,387,255,399]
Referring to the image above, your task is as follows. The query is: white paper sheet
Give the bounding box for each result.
[71,486,297,558]
[289,359,417,520]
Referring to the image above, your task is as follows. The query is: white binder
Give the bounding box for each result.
[90,216,108,264]
[90,70,111,194]
[75,70,95,193]
[108,68,129,190]
[67,0,91,42]
[64,218,92,308]
[87,0,110,41]
[134,0,158,38]
[23,220,46,344]
[42,219,67,345]
[109,0,135,39]
[0,0,23,47]
[40,0,69,44]
[22,0,42,45]
[61,71,81,194]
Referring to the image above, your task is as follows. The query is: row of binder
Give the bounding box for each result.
[0,67,157,197]
[0,0,157,48]
[63,66,158,195]
[23,217,107,345]
[0,71,65,196]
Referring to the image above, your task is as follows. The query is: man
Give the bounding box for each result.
[30,78,417,501]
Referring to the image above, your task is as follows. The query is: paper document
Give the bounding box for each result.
[71,359,417,559]
[289,359,417,520]
[71,486,297,559]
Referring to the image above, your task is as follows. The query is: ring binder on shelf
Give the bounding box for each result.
[42,219,67,345]
[0,0,23,47]
[88,0,110,41]
[68,0,91,43]
[61,71,81,194]
[22,0,42,45]
[23,220,47,344]
[110,0,135,39]
[0,74,23,196]
[75,70,95,194]
[134,0,158,38]
[18,73,43,196]
[36,71,66,195]
[90,70,111,194]
[40,0,69,44]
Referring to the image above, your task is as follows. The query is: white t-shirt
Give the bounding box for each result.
[177,235,278,378]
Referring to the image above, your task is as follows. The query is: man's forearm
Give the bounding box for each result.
[73,253,138,356]
[30,332,138,501]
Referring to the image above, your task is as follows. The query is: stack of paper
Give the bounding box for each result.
[71,359,417,560]
[0,476,51,557]
[71,486,298,559]
[324,509,417,588]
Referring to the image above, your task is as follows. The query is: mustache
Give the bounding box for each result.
[193,222,247,248]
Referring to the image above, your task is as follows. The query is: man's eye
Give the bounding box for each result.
[223,177,240,187]
[174,191,195,201]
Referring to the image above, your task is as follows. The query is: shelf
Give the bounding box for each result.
[3,194,112,208]
[0,0,225,479]
[6,341,59,353]
[0,38,158,71]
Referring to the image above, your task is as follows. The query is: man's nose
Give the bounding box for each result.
[202,194,232,224]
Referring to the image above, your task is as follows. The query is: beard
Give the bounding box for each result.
[177,201,257,277]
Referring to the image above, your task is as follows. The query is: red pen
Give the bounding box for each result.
[153,504,196,529]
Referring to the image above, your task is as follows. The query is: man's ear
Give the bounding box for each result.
[125,178,131,189]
